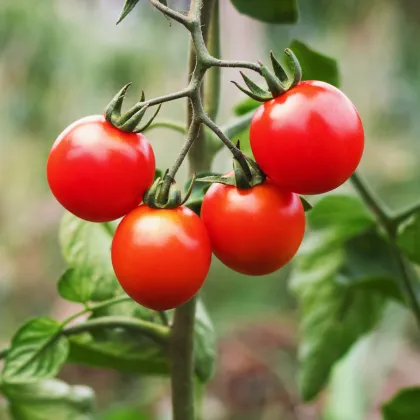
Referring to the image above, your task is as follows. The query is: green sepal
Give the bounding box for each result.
[118,104,149,132]
[135,104,162,133]
[258,61,285,97]
[104,83,132,125]
[181,173,197,206]
[143,174,185,209]
[233,158,252,189]
[231,81,270,102]
[270,50,288,83]
[240,72,270,98]
[284,48,302,88]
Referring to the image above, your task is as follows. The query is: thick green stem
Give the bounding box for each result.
[170,297,197,420]
[204,0,220,121]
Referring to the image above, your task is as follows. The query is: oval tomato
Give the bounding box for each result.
[250,81,364,195]
[47,115,155,222]
[201,180,305,276]
[111,205,212,310]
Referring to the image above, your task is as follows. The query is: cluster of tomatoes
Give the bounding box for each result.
[47,80,364,311]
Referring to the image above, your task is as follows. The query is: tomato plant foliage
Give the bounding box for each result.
[2,0,420,418]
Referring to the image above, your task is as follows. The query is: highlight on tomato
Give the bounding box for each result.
[250,80,364,195]
[201,179,305,276]
[111,204,212,311]
[47,115,155,222]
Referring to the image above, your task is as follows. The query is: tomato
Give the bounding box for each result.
[111,205,212,310]
[201,179,305,276]
[250,81,364,195]
[47,115,155,222]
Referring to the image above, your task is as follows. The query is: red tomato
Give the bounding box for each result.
[47,115,155,222]
[250,81,364,195]
[111,205,212,310]
[201,180,305,276]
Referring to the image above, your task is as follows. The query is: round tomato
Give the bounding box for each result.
[111,205,212,310]
[47,115,155,222]
[250,81,364,195]
[201,180,305,276]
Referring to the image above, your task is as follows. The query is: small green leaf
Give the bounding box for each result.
[2,379,95,420]
[300,197,312,212]
[382,387,420,420]
[397,212,420,265]
[117,0,140,25]
[2,318,69,384]
[58,269,94,304]
[231,0,298,24]
[288,39,340,87]
[60,213,120,302]
[100,406,149,420]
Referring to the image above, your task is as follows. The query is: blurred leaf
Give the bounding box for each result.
[231,0,298,24]
[58,269,94,304]
[1,379,94,420]
[233,97,260,116]
[194,300,216,382]
[60,213,120,302]
[2,318,69,384]
[68,299,215,383]
[382,387,420,420]
[288,39,340,87]
[308,195,374,235]
[154,168,163,181]
[300,197,312,212]
[291,195,391,401]
[100,407,148,420]
[184,172,220,216]
[397,212,420,265]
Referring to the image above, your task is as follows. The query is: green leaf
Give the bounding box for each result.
[288,39,340,87]
[68,299,216,383]
[58,269,94,304]
[60,213,120,302]
[2,318,69,384]
[117,0,140,24]
[194,300,216,382]
[2,379,94,420]
[290,196,391,401]
[231,0,298,24]
[233,97,260,116]
[397,212,420,265]
[307,195,374,237]
[382,387,420,420]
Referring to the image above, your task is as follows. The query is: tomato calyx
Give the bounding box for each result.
[144,172,196,209]
[104,83,162,133]
[232,48,302,102]
[197,153,266,190]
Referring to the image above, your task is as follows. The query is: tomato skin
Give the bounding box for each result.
[201,180,305,276]
[111,205,212,310]
[47,115,155,222]
[250,81,364,195]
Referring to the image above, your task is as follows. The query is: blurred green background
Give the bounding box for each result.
[1,0,420,419]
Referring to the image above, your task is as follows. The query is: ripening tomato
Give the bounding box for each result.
[201,180,305,276]
[250,81,364,195]
[111,205,212,310]
[47,115,155,222]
